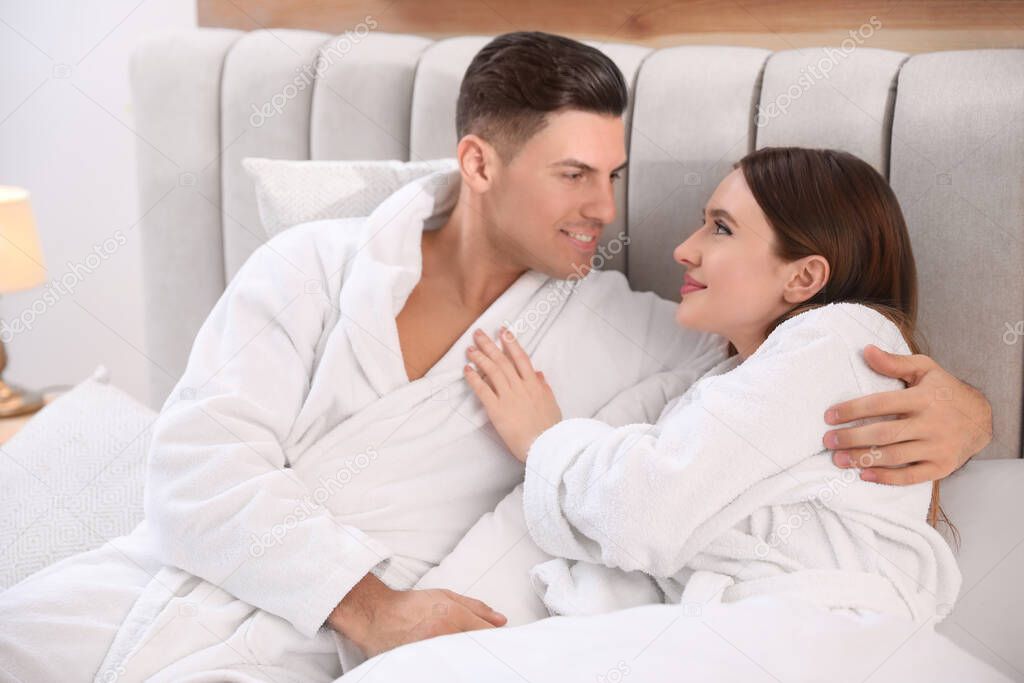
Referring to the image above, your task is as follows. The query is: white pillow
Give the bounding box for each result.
[0,367,156,589]
[330,484,554,674]
[242,157,458,238]
[413,483,554,626]
[410,370,696,628]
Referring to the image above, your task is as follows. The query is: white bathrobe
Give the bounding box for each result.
[0,169,725,683]
[524,303,962,623]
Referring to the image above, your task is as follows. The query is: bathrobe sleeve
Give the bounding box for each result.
[572,270,730,426]
[522,304,908,577]
[144,226,393,638]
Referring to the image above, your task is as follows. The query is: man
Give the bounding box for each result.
[0,31,990,682]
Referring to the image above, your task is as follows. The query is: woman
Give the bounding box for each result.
[462,146,960,621]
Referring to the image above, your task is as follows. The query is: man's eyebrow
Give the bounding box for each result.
[550,158,630,174]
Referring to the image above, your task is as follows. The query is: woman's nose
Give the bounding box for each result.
[674,232,698,265]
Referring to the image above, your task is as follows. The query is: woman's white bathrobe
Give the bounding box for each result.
[0,170,725,683]
[524,303,961,622]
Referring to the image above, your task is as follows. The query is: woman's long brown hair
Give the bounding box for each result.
[734,146,953,539]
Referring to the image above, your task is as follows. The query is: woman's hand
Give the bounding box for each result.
[464,327,562,463]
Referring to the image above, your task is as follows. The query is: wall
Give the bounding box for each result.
[0,0,197,403]
[198,0,1024,52]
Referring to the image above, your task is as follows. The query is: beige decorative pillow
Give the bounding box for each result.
[242,157,458,238]
[0,367,156,589]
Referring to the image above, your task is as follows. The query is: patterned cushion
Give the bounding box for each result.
[242,156,457,238]
[0,367,156,590]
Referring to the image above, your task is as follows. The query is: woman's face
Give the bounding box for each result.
[673,169,802,357]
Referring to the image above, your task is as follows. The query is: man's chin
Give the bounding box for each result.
[550,260,593,281]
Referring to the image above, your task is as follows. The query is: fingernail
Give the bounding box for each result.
[861,469,878,482]
[825,433,839,448]
[834,451,851,467]
[825,409,838,423]
[467,346,476,353]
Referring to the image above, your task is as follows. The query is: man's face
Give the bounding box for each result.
[481,109,627,280]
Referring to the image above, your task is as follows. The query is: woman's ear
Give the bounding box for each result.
[457,134,498,194]
[783,255,830,304]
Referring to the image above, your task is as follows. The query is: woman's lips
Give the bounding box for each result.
[681,274,707,296]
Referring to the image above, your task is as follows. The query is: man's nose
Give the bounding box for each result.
[582,180,617,226]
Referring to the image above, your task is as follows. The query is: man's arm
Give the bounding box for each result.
[823,345,993,485]
[144,229,395,638]
[146,226,507,648]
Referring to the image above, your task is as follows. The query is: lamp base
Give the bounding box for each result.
[0,379,45,418]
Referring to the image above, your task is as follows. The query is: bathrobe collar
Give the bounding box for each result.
[339,168,551,398]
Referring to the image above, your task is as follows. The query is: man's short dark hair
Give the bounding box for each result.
[455,31,629,160]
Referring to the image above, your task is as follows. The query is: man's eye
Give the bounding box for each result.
[565,173,584,181]
[611,172,622,182]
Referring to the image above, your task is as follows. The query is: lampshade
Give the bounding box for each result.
[0,186,47,294]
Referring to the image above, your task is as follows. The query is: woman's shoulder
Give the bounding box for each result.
[658,353,743,420]
[761,302,911,358]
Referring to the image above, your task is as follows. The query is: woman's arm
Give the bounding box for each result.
[467,304,909,577]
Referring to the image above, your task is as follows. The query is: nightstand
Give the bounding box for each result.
[0,391,62,445]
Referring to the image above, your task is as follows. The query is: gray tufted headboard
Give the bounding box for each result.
[129,29,1023,460]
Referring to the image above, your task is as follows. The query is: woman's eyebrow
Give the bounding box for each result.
[705,206,738,224]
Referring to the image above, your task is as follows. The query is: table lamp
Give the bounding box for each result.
[0,186,48,417]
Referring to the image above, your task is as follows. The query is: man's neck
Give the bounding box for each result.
[423,198,527,310]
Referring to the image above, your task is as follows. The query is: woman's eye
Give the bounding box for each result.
[713,220,732,235]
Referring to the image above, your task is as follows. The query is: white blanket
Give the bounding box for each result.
[340,595,1012,682]
[523,303,962,622]
[0,168,727,683]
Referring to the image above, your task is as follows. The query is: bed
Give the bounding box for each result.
[4,27,1021,681]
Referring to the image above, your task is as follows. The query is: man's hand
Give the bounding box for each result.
[823,345,993,485]
[327,572,507,659]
